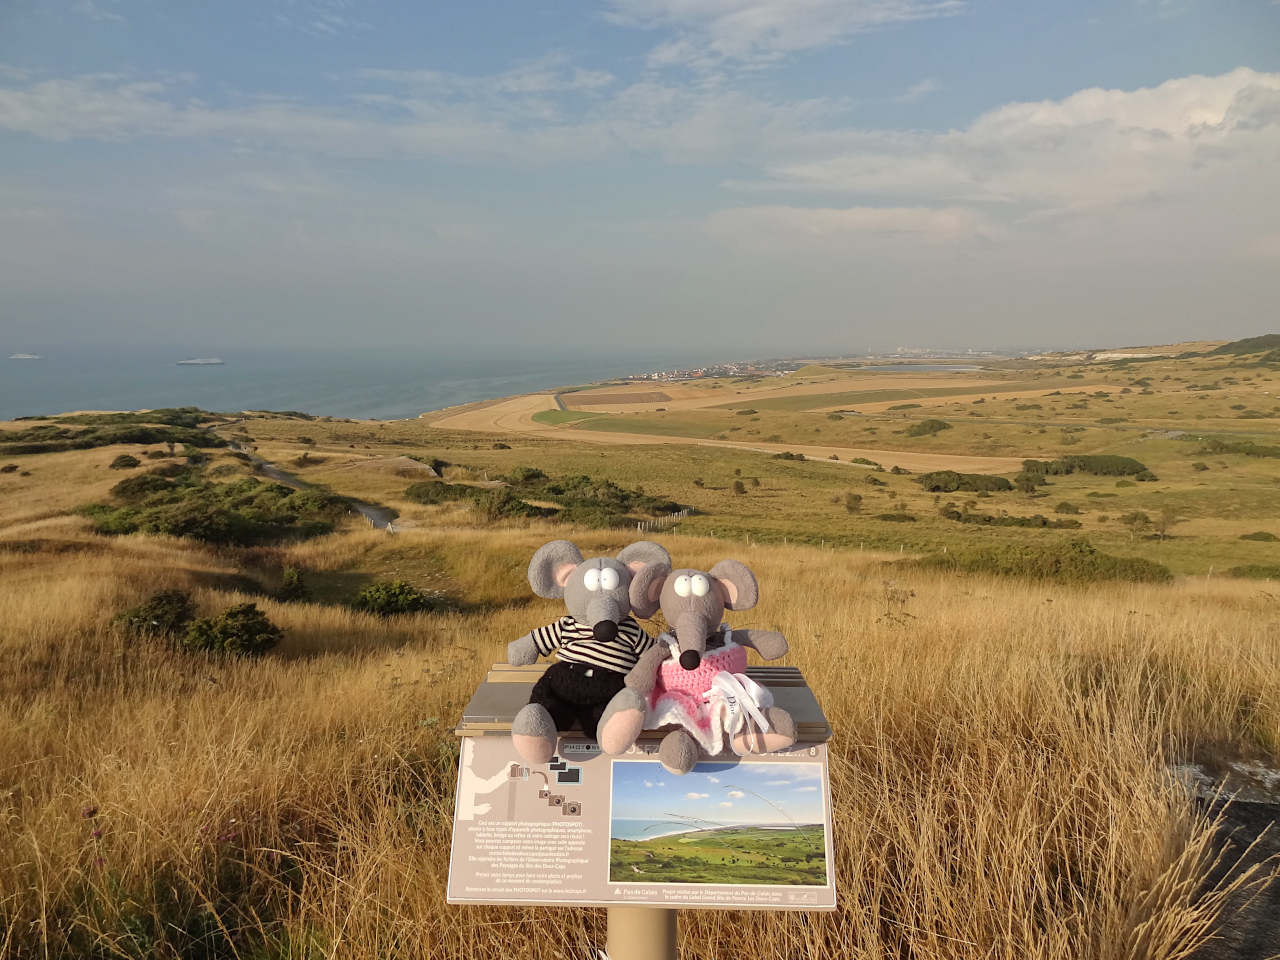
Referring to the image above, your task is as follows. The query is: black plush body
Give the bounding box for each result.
[528,661,627,740]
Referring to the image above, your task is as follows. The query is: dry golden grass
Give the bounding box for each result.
[0,522,1277,959]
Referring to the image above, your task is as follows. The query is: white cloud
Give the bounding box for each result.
[707,775,719,782]
[720,801,734,807]
[727,789,745,798]
[795,785,818,792]
[73,0,125,24]
[686,792,709,799]
[644,780,654,788]
[895,77,939,103]
[606,0,965,69]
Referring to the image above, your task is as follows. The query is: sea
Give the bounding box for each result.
[0,344,704,422]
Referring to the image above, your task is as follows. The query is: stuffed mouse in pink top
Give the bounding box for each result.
[597,558,796,775]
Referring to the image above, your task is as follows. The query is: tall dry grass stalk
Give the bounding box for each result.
[0,524,1276,958]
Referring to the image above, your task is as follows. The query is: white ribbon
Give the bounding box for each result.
[706,671,774,756]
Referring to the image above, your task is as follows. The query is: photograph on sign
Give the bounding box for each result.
[609,761,827,886]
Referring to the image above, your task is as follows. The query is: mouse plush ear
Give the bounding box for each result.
[616,540,671,576]
[629,561,670,619]
[709,559,758,611]
[528,540,583,599]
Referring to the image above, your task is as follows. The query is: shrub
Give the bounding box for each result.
[507,466,547,483]
[865,476,887,486]
[109,454,141,470]
[351,580,443,616]
[771,451,805,461]
[1239,531,1279,542]
[1191,462,1209,471]
[889,465,911,475]
[1022,455,1156,478]
[1195,438,1280,459]
[750,477,760,487]
[849,457,880,467]
[888,403,921,410]
[472,488,547,522]
[404,481,473,505]
[1228,564,1280,579]
[181,602,282,656]
[114,590,195,640]
[732,480,746,495]
[735,408,757,415]
[876,513,916,522]
[492,442,511,449]
[904,419,951,437]
[1055,502,1081,514]
[917,471,1013,493]
[844,492,862,513]
[915,539,1172,583]
[277,566,310,601]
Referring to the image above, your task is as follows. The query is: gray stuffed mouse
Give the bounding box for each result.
[597,558,796,775]
[508,539,671,765]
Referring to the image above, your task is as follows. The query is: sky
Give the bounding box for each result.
[1,1,1278,357]
[611,760,825,826]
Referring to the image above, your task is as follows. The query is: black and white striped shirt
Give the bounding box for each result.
[531,616,655,674]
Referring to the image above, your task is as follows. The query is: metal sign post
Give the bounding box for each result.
[606,907,677,960]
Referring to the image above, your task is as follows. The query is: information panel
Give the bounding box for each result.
[447,736,836,911]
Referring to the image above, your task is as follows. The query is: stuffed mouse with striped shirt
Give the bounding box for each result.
[507,539,671,765]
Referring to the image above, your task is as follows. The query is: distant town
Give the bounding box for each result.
[623,348,1008,383]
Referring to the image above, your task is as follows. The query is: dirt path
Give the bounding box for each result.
[433,393,1041,474]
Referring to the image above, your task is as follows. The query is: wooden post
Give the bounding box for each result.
[606,907,677,960]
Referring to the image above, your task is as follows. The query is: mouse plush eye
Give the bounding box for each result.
[599,567,620,591]
[583,568,601,591]
[690,574,710,597]
[673,575,692,598]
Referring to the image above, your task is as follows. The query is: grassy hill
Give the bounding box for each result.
[0,343,1277,958]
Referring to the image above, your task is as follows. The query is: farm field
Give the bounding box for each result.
[0,336,1278,958]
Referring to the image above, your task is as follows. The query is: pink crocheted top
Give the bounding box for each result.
[652,641,747,699]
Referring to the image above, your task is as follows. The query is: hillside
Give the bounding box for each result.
[0,340,1278,958]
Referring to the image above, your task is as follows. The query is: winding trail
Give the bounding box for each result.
[229,441,397,529]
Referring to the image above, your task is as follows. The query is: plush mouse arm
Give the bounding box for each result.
[624,644,670,696]
[507,632,539,666]
[734,628,788,661]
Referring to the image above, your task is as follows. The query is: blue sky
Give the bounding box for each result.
[611,760,825,826]
[2,1,1278,354]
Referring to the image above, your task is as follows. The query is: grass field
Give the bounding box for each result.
[610,825,827,885]
[0,340,1278,958]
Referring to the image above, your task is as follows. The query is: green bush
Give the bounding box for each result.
[849,457,880,467]
[0,464,17,473]
[1055,502,1081,514]
[876,513,917,522]
[844,492,862,513]
[732,480,746,495]
[915,539,1172,583]
[1195,437,1280,459]
[404,481,473,505]
[181,602,282,656]
[1239,531,1279,542]
[1191,462,1209,471]
[114,590,195,640]
[351,580,444,616]
[506,466,547,483]
[887,403,921,410]
[109,454,141,470]
[904,419,951,437]
[917,471,1013,493]
[277,566,310,601]
[771,451,805,461]
[1228,564,1280,579]
[1021,455,1152,477]
[83,471,345,546]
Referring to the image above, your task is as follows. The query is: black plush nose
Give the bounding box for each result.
[679,649,701,671]
[593,620,619,643]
